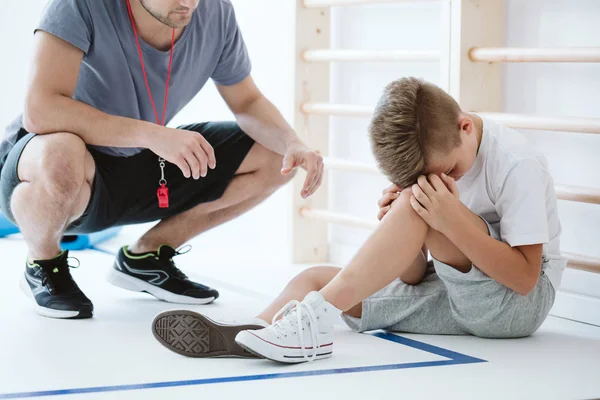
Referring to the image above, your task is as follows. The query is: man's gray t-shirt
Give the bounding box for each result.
[2,0,251,158]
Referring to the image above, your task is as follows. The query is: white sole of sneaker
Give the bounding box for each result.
[152,310,265,358]
[235,330,333,364]
[19,278,82,319]
[106,269,215,305]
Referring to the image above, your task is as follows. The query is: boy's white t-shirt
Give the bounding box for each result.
[456,117,567,290]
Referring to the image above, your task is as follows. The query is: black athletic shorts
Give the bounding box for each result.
[0,122,255,234]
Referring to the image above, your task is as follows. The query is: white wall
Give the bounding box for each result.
[327,0,600,324]
[0,0,296,264]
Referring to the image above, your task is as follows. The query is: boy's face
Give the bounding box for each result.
[426,114,480,182]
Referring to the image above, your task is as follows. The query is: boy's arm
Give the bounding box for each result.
[411,168,548,296]
[444,216,543,295]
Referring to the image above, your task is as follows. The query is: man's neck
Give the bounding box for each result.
[130,0,185,51]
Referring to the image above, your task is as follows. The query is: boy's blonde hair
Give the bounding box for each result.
[369,77,463,188]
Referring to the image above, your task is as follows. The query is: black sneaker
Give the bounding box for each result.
[20,251,93,319]
[107,245,219,304]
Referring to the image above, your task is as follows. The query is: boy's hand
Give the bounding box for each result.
[410,173,463,234]
[377,183,403,221]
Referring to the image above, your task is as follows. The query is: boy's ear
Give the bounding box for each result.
[458,113,473,135]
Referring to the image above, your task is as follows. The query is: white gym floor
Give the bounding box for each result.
[1,226,599,400]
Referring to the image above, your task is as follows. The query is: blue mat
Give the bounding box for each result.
[0,212,120,250]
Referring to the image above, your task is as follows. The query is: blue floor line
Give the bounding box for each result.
[0,332,486,399]
[0,360,463,399]
[372,332,486,364]
[0,247,487,399]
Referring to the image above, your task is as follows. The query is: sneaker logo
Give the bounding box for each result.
[120,261,169,285]
[25,273,46,296]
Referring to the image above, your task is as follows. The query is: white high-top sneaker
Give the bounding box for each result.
[235,291,341,363]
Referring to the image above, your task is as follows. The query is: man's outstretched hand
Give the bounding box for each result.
[281,142,324,198]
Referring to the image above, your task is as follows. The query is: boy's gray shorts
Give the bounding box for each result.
[341,220,556,338]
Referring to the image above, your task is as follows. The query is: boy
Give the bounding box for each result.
[151,77,565,363]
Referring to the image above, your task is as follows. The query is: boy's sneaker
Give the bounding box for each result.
[152,310,267,358]
[20,250,93,319]
[235,291,341,363]
[107,245,219,305]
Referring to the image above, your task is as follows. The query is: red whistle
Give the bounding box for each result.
[157,184,169,208]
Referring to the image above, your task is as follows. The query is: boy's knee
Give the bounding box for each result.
[289,266,340,290]
[387,188,414,213]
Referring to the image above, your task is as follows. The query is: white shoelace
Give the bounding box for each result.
[270,300,320,362]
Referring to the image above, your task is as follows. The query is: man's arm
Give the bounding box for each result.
[216,76,300,156]
[217,76,324,198]
[23,32,216,179]
[23,31,154,148]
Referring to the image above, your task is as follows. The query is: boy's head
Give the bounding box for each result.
[369,77,480,188]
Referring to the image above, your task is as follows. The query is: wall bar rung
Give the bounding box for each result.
[469,47,600,63]
[323,157,379,174]
[303,0,436,8]
[302,103,373,117]
[554,185,600,205]
[303,49,440,63]
[477,113,600,135]
[300,207,378,230]
[302,103,600,134]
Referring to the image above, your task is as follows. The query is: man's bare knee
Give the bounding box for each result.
[18,133,91,197]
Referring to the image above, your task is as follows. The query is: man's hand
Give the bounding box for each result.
[147,126,216,180]
[377,183,403,221]
[281,142,324,198]
[410,174,463,234]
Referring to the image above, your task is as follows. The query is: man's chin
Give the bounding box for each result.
[169,14,192,27]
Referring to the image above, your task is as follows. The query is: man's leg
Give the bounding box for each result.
[8,132,96,318]
[108,141,295,305]
[11,133,95,260]
[128,143,293,253]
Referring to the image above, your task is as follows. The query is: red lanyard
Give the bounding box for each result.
[126,0,174,208]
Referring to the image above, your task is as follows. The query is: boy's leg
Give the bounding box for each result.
[255,252,428,324]
[257,266,358,322]
[151,266,344,358]
[321,189,490,312]
[319,190,429,312]
[151,189,490,360]
[235,189,492,363]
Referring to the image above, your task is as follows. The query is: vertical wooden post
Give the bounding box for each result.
[448,0,504,112]
[292,0,331,263]
[439,0,452,92]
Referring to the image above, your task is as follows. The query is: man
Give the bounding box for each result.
[0,0,323,319]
